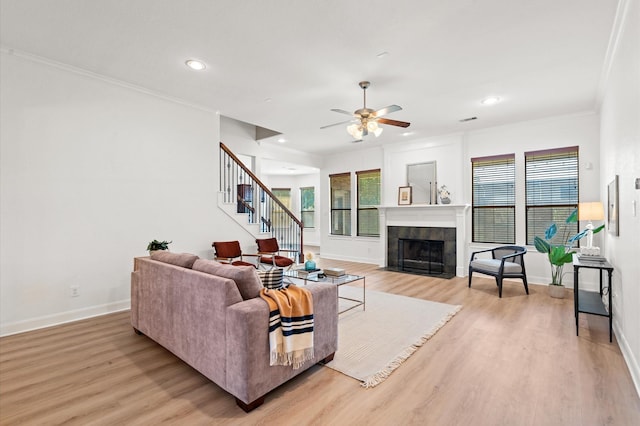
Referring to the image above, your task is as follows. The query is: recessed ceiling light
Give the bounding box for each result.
[459,116,478,122]
[402,132,413,136]
[480,96,501,105]
[277,138,286,143]
[185,59,206,71]
[377,51,389,58]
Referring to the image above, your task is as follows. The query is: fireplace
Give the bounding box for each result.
[387,226,456,278]
[399,239,444,275]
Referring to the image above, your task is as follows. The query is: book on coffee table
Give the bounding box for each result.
[297,268,323,278]
[324,267,345,277]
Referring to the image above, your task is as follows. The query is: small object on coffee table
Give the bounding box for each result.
[324,267,345,277]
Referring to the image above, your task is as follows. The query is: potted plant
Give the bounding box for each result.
[146,239,172,255]
[533,209,604,298]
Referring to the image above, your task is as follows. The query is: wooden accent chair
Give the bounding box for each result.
[212,241,257,267]
[468,246,529,298]
[255,238,296,271]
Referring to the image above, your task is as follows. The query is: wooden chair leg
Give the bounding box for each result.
[468,270,473,288]
[498,278,503,298]
[522,276,529,294]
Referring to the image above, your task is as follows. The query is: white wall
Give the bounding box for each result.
[267,174,321,246]
[466,112,602,286]
[598,0,640,396]
[219,116,323,252]
[323,114,602,287]
[320,147,384,263]
[0,52,226,335]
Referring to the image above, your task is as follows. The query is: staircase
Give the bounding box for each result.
[219,142,304,263]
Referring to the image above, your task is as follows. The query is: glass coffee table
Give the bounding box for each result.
[284,270,365,314]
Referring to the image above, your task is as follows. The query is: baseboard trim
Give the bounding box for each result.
[0,300,131,337]
[614,319,640,399]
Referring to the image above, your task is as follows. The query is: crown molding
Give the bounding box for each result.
[595,0,632,109]
[0,46,217,114]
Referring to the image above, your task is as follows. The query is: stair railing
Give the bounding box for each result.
[220,142,304,263]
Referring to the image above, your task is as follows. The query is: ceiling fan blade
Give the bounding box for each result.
[320,119,354,129]
[377,117,411,128]
[374,104,402,117]
[331,108,356,116]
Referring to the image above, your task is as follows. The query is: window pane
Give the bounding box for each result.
[331,210,351,236]
[473,207,515,243]
[300,187,315,228]
[358,209,379,236]
[471,155,515,243]
[357,169,380,237]
[525,147,579,244]
[330,173,351,236]
[301,211,314,228]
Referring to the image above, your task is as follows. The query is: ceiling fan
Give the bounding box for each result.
[321,81,410,139]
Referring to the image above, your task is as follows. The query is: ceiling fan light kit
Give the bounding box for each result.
[322,81,410,141]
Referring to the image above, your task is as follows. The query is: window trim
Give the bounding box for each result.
[300,186,315,229]
[471,153,516,244]
[524,146,579,245]
[356,169,381,237]
[329,172,351,236]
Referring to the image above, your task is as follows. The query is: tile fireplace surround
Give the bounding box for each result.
[377,204,470,277]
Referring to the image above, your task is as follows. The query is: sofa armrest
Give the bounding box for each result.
[224,283,338,404]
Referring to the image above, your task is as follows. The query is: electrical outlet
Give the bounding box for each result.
[70,285,80,297]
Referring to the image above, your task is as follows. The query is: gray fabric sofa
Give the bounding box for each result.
[131,253,339,412]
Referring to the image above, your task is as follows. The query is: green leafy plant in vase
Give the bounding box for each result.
[533,209,604,298]
[147,239,172,255]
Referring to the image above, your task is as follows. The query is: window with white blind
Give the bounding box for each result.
[300,187,315,228]
[330,173,351,236]
[525,146,579,245]
[271,188,291,231]
[471,154,516,243]
[357,169,380,237]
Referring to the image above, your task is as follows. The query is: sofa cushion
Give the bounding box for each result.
[151,251,199,269]
[257,269,284,289]
[193,259,263,300]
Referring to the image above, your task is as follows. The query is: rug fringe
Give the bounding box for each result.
[362,304,462,388]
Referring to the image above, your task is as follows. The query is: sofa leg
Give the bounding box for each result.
[318,352,335,364]
[236,396,265,412]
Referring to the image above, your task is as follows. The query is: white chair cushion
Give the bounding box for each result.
[470,259,522,274]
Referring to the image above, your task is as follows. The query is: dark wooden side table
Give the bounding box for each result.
[572,254,614,342]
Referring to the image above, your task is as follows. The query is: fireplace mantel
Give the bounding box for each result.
[378,204,470,277]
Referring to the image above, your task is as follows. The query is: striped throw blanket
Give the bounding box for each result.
[259,286,314,369]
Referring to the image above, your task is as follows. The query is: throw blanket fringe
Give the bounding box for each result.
[260,286,314,369]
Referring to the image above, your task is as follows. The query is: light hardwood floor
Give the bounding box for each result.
[1,258,639,425]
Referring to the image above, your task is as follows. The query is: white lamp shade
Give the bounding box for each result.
[578,202,605,221]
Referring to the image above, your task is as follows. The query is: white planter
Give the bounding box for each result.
[548,285,565,299]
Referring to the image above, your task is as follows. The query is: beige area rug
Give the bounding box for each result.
[323,286,461,388]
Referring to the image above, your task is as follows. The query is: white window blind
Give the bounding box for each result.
[356,169,380,237]
[471,154,516,243]
[525,146,579,245]
[330,173,351,236]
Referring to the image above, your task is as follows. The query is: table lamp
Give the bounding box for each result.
[578,201,605,255]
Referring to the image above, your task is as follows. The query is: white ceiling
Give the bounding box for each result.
[0,0,618,156]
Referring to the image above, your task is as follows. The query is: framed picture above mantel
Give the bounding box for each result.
[398,186,412,205]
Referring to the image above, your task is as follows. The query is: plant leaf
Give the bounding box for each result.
[549,246,574,265]
[566,208,578,223]
[545,223,557,240]
[593,224,605,234]
[534,236,550,254]
[569,229,588,243]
